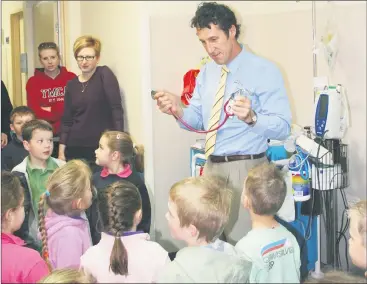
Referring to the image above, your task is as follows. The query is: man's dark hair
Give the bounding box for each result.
[191,2,241,39]
[22,119,53,142]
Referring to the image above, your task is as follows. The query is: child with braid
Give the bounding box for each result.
[87,130,151,245]
[81,180,169,282]
[1,171,49,283]
[38,159,93,270]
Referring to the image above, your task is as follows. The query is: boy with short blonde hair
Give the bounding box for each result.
[158,175,252,283]
[1,106,35,170]
[236,163,301,283]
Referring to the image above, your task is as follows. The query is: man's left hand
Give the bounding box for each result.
[231,96,254,124]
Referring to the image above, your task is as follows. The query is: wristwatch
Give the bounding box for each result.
[247,110,257,126]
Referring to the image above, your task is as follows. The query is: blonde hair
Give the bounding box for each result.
[244,163,287,215]
[38,160,92,271]
[169,175,232,242]
[98,181,142,276]
[38,268,95,283]
[348,200,367,247]
[73,35,101,58]
[102,131,144,172]
[304,270,366,283]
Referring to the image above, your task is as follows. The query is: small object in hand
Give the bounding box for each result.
[151,90,157,100]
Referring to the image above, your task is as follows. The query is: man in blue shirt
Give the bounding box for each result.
[155,2,292,244]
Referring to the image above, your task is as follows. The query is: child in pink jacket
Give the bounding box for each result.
[80,180,169,283]
[1,171,49,283]
[38,160,93,270]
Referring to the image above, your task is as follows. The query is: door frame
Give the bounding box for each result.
[10,11,23,106]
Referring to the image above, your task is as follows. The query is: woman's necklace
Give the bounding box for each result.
[81,81,89,93]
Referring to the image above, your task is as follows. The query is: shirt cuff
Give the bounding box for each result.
[248,112,270,136]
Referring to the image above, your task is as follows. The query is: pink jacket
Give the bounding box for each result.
[44,210,92,269]
[1,233,49,283]
[81,232,169,283]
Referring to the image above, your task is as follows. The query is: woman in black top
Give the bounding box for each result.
[59,36,124,172]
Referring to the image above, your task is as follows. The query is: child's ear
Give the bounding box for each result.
[134,209,142,226]
[188,224,199,238]
[10,124,15,132]
[111,151,120,161]
[73,198,83,210]
[23,140,30,151]
[242,194,251,210]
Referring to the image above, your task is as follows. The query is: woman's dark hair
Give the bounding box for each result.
[191,2,241,39]
[98,180,142,276]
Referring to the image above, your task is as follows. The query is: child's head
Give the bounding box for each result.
[1,171,25,234]
[242,163,287,216]
[95,131,144,172]
[38,268,95,283]
[9,106,35,139]
[38,159,93,269]
[22,119,54,161]
[98,180,142,276]
[348,200,367,270]
[167,175,232,245]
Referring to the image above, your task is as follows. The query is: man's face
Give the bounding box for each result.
[196,23,237,65]
[10,114,34,139]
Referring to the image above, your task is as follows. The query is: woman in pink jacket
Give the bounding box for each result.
[1,172,49,283]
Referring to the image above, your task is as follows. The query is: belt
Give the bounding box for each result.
[209,152,266,163]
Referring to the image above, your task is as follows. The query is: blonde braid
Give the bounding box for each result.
[38,193,53,272]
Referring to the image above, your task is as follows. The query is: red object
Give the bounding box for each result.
[26,67,76,135]
[181,69,200,106]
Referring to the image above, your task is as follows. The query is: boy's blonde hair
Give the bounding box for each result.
[38,160,92,271]
[244,163,287,215]
[169,175,232,242]
[38,268,95,283]
[73,35,101,58]
[102,131,144,172]
[348,200,367,246]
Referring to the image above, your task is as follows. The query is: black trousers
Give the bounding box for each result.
[65,146,102,174]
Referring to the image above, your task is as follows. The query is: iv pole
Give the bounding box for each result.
[310,0,324,280]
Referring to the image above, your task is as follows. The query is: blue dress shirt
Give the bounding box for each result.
[178,45,292,156]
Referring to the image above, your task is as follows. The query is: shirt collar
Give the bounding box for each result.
[1,233,25,246]
[26,157,58,173]
[226,44,247,74]
[100,164,132,178]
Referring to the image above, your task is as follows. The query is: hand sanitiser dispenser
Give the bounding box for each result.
[314,85,349,139]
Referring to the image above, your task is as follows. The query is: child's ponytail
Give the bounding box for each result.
[133,144,144,173]
[98,181,142,276]
[38,192,53,272]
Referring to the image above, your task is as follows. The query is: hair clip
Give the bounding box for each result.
[45,190,50,197]
[116,134,121,140]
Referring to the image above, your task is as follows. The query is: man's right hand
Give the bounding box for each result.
[154,91,184,118]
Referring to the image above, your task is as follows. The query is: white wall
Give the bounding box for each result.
[1,1,24,103]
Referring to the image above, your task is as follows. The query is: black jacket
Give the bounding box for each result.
[1,80,13,138]
[87,170,152,245]
[1,133,28,171]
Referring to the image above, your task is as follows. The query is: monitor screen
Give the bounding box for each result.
[318,95,328,119]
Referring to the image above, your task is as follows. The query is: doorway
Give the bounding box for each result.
[10,10,25,106]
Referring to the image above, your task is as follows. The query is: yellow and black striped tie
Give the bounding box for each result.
[205,65,229,158]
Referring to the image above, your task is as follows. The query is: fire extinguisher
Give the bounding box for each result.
[181,56,211,106]
[181,69,200,106]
